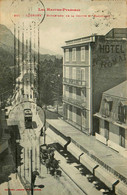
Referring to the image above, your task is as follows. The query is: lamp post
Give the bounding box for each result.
[30,149,33,195]
[56,74,61,114]
[43,106,46,145]
[40,105,46,145]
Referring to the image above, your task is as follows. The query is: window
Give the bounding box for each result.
[69,105,72,112]
[118,103,127,123]
[69,67,72,79]
[65,86,69,92]
[81,47,85,61]
[104,102,110,117]
[72,48,76,61]
[119,127,125,147]
[104,121,109,140]
[82,109,87,118]
[81,68,85,81]
[72,68,76,79]
[77,68,81,80]
[104,97,112,117]
[82,87,86,97]
[65,49,69,62]
[73,87,76,95]
[66,67,69,78]
[76,88,81,96]
[69,87,72,93]
[76,108,81,116]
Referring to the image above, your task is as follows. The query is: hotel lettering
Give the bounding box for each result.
[98,44,125,68]
[99,44,125,53]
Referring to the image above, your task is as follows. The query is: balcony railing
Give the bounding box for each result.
[63,77,86,87]
[63,96,86,109]
[100,109,127,125]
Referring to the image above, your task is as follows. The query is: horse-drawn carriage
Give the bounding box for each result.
[40,144,61,176]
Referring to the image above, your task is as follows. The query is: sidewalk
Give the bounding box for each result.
[47,130,103,195]
[34,129,103,195]
[46,119,127,185]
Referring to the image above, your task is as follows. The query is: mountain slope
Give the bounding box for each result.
[0,24,14,53]
[0,24,62,59]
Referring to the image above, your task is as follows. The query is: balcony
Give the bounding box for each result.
[63,96,86,109]
[95,110,127,128]
[63,78,86,88]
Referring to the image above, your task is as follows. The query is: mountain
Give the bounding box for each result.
[0,24,15,54]
[0,24,62,59]
[0,24,63,105]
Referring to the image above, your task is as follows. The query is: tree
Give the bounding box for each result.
[39,57,63,106]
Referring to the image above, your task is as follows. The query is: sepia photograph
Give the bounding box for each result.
[0,0,127,194]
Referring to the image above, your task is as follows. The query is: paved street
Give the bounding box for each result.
[0,65,116,195]
[6,100,113,195]
[7,102,86,195]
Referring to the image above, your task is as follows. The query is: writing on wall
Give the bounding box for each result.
[99,44,125,53]
[93,44,126,68]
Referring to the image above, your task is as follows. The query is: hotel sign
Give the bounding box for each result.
[99,44,125,53]
[93,43,126,68]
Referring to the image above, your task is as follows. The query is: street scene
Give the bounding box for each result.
[0,0,127,195]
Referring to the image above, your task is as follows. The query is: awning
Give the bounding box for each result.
[46,127,67,148]
[57,136,67,148]
[80,154,98,173]
[115,182,127,195]
[94,167,119,190]
[67,143,83,159]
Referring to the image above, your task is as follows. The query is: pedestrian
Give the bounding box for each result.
[45,158,51,174]
[32,170,39,186]
[49,149,54,161]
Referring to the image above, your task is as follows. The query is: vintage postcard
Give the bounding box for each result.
[0,0,127,195]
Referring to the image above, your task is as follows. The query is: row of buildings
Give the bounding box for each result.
[62,28,127,155]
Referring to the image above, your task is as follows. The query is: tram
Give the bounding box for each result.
[24,109,32,129]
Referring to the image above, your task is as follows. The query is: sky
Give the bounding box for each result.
[0,0,127,54]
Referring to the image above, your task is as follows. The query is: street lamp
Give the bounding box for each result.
[56,74,61,114]
[40,105,46,145]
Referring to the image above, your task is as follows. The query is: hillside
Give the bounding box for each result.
[0,24,62,60]
[0,24,63,106]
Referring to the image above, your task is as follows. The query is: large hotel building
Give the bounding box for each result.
[62,28,127,135]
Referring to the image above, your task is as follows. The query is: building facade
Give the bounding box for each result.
[95,81,127,157]
[62,28,127,135]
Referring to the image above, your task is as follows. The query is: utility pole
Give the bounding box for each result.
[56,74,60,114]
[15,142,17,179]
[44,107,46,145]
[30,149,33,195]
[24,148,25,179]
[43,125,46,145]
[40,105,46,144]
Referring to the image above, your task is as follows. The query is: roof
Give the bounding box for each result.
[105,28,127,38]
[62,28,127,48]
[61,36,96,48]
[104,80,127,98]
